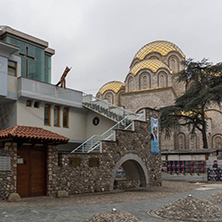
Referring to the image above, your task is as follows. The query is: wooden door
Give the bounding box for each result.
[17,146,47,197]
[30,149,46,196]
[17,148,30,197]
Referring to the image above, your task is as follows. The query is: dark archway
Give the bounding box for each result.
[111,154,149,190]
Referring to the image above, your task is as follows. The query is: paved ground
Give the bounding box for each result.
[1,181,222,222]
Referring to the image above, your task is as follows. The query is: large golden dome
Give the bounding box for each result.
[98,81,125,95]
[129,59,172,76]
[133,40,185,60]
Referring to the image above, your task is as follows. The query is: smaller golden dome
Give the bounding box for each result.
[129,59,172,76]
[98,81,125,95]
[134,40,185,61]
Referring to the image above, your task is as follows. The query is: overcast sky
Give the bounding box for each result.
[1,0,222,95]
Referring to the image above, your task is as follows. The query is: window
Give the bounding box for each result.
[93,117,100,126]
[54,105,60,127]
[26,100,32,107]
[44,104,51,125]
[34,101,40,108]
[63,107,69,128]
[8,60,17,76]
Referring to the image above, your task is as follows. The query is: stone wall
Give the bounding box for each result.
[0,142,17,200]
[120,87,176,112]
[47,109,162,196]
[0,109,162,199]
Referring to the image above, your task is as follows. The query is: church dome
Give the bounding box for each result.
[133,40,185,61]
[129,59,172,76]
[98,81,125,95]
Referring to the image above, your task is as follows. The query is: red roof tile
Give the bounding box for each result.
[0,125,69,144]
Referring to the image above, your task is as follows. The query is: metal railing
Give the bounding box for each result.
[82,94,138,121]
[71,115,131,153]
[71,113,144,153]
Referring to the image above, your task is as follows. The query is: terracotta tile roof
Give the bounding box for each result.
[0,125,69,144]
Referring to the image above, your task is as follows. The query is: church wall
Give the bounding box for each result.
[120,88,176,112]
[103,91,115,104]
[164,52,184,73]
[206,109,222,148]
[144,52,162,61]
[171,75,186,97]
[161,134,174,151]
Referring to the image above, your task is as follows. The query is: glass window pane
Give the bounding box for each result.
[44,104,50,125]
[63,107,69,128]
[54,106,60,126]
[8,60,16,76]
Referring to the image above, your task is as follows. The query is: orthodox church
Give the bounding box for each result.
[96,41,222,160]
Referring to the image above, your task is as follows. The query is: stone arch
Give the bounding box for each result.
[110,153,149,191]
[212,134,222,148]
[139,72,151,90]
[144,52,162,61]
[130,58,140,69]
[176,132,186,150]
[157,71,168,87]
[189,133,197,149]
[104,92,114,104]
[127,76,134,92]
[168,55,180,74]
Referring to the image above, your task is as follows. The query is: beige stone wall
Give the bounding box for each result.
[120,87,176,112]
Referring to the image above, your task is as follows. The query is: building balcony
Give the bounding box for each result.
[18,77,83,108]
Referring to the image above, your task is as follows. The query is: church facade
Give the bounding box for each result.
[97,41,222,160]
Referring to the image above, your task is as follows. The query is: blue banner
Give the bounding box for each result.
[151,117,159,154]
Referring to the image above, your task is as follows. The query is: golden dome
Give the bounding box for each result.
[134,40,185,60]
[129,59,172,76]
[98,81,125,95]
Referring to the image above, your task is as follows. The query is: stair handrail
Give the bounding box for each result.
[83,94,138,119]
[87,113,145,153]
[71,115,131,153]
[71,94,145,153]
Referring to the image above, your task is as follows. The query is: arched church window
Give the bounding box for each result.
[189,133,197,149]
[139,73,150,90]
[208,133,211,148]
[177,133,186,150]
[158,72,168,87]
[200,136,204,149]
[169,56,179,73]
[214,135,222,148]
[104,93,113,104]
[128,76,133,92]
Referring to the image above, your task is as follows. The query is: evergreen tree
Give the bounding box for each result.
[160,58,222,149]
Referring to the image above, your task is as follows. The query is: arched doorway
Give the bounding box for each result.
[110,154,149,190]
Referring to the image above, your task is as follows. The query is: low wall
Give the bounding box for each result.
[0,143,17,199]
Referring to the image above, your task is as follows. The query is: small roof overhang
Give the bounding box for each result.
[0,125,69,145]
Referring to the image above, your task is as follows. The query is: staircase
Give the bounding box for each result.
[82,94,139,122]
[71,94,144,153]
